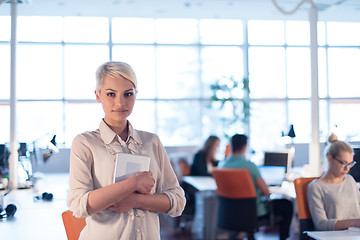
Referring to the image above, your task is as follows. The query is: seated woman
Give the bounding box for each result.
[178,136,220,222]
[307,133,360,231]
[190,135,220,176]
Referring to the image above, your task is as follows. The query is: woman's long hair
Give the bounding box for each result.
[201,135,219,162]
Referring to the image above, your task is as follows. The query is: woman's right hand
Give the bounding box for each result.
[133,171,155,194]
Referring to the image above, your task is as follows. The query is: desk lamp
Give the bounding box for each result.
[29,134,59,183]
[43,135,59,163]
[287,124,296,140]
[287,124,296,167]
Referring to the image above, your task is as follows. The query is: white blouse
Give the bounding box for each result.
[67,120,186,240]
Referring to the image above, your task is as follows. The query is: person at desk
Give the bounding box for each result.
[307,133,360,231]
[190,135,220,176]
[218,134,293,240]
[67,61,186,240]
[178,135,219,226]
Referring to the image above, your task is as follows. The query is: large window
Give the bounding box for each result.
[1,16,360,152]
[248,20,360,150]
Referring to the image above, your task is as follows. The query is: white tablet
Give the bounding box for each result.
[114,152,150,182]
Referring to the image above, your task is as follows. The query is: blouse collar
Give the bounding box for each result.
[99,119,143,146]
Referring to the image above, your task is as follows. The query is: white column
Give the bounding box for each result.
[243,20,250,137]
[9,0,18,189]
[309,5,321,176]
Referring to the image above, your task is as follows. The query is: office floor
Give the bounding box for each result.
[159,214,299,240]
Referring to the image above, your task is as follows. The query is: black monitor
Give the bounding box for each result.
[18,142,28,157]
[263,151,291,173]
[349,147,360,182]
[0,144,10,175]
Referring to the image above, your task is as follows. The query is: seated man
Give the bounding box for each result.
[218,134,293,240]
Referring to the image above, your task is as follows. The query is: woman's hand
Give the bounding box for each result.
[133,171,155,194]
[107,172,154,213]
[335,218,360,230]
[108,193,137,213]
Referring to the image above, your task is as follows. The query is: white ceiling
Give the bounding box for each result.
[0,0,360,22]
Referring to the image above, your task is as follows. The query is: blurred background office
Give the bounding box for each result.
[1,0,360,239]
[1,0,360,157]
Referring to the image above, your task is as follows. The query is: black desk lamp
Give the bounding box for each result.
[287,124,296,139]
[287,124,296,167]
[43,135,59,163]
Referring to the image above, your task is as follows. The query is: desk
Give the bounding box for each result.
[183,176,295,198]
[269,180,296,199]
[0,173,69,240]
[182,176,217,191]
[307,230,360,240]
[182,176,298,240]
[182,176,217,240]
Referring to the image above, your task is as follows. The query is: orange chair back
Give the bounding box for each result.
[224,144,231,158]
[62,210,86,240]
[212,168,256,199]
[294,177,318,220]
[179,159,191,177]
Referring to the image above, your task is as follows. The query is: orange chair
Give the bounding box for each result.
[178,158,191,177]
[62,210,86,240]
[212,168,259,240]
[224,144,231,158]
[294,177,318,240]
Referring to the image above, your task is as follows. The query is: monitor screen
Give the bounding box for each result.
[0,144,10,175]
[349,147,360,182]
[263,151,291,172]
[258,165,286,186]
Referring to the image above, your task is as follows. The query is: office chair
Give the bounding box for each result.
[168,157,195,232]
[212,168,260,240]
[62,210,86,240]
[294,177,318,240]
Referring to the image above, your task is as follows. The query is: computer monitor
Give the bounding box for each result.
[263,150,292,173]
[18,142,28,157]
[0,144,9,175]
[349,147,360,182]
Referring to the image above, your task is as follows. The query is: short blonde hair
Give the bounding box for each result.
[325,133,353,158]
[95,61,137,92]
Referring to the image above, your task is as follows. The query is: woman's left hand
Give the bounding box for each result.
[108,193,138,213]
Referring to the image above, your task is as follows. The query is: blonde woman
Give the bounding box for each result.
[307,133,360,230]
[67,61,186,240]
